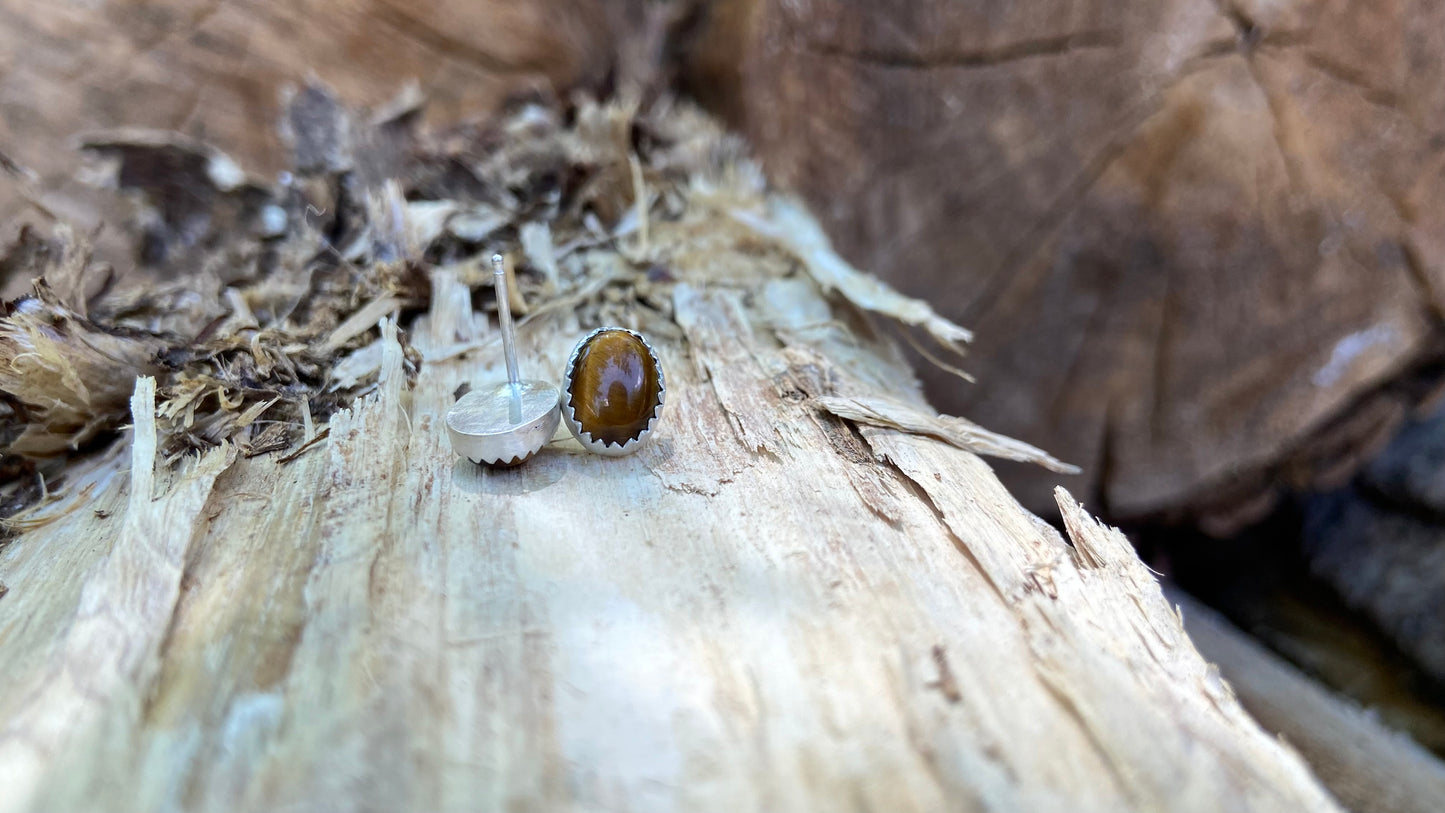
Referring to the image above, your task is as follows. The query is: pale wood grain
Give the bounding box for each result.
[1176,590,1445,813]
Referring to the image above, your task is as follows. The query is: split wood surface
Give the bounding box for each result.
[1175,591,1445,813]
[0,205,1342,811]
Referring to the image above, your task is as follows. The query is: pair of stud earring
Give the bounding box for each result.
[445,255,666,467]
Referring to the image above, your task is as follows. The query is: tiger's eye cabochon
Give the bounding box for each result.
[565,329,663,448]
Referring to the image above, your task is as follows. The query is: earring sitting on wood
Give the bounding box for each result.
[561,326,665,456]
[446,254,561,467]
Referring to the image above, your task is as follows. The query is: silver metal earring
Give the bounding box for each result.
[446,254,561,466]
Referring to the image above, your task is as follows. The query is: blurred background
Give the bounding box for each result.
[4,0,1445,751]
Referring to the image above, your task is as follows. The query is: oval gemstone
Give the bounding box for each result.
[568,329,661,447]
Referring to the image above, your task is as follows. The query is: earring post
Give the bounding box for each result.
[445,252,561,466]
[492,253,522,391]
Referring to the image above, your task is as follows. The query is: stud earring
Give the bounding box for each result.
[446,254,561,467]
[561,326,665,456]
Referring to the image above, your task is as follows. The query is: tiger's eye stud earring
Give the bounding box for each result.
[446,254,561,467]
[561,327,665,456]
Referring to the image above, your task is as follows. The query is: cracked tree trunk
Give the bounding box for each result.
[0,196,1346,811]
[683,0,1445,532]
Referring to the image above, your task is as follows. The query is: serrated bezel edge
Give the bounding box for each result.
[561,326,666,457]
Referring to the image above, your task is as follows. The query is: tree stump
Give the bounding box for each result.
[684,0,1445,530]
[0,92,1345,812]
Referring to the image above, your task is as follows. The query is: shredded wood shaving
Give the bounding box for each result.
[317,295,403,355]
[731,198,974,353]
[815,393,1080,474]
[0,284,167,455]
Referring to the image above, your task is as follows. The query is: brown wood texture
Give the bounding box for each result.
[683,0,1445,526]
[0,0,624,278]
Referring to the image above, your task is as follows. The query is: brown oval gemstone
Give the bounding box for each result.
[568,329,661,447]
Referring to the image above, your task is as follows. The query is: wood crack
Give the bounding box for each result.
[869,444,1011,608]
[1235,22,1443,327]
[1240,57,1307,200]
[368,0,543,75]
[1291,49,1402,111]
[801,30,1124,70]
[957,48,1233,323]
[1399,238,1445,321]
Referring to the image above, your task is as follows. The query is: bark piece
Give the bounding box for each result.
[1297,394,1445,688]
[1303,463,1445,684]
[815,393,1077,473]
[0,282,169,456]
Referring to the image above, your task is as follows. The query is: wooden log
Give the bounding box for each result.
[0,97,1344,807]
[683,0,1445,529]
[1175,590,1445,813]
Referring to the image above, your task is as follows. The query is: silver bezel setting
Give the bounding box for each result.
[561,327,666,457]
[446,380,562,467]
